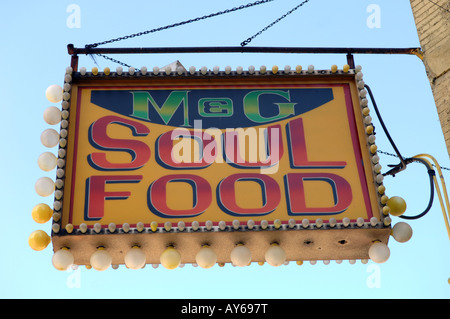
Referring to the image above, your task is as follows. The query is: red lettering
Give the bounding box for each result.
[285,172,352,216]
[218,173,281,216]
[84,175,143,220]
[147,174,212,218]
[88,115,151,171]
[286,117,346,168]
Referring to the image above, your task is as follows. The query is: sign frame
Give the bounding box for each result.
[51,65,391,266]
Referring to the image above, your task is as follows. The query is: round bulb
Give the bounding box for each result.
[52,248,74,271]
[230,245,251,267]
[124,246,146,269]
[45,85,63,103]
[28,230,50,251]
[90,248,112,271]
[160,246,181,269]
[43,106,61,125]
[37,152,57,171]
[387,196,407,216]
[35,177,55,197]
[265,244,286,267]
[195,246,217,269]
[392,222,413,243]
[40,128,60,148]
[368,242,390,263]
[31,203,53,224]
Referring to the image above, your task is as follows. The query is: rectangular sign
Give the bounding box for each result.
[52,66,391,266]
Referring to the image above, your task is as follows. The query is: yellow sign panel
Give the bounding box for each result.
[52,67,390,266]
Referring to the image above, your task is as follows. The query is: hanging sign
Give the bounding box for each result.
[48,65,391,268]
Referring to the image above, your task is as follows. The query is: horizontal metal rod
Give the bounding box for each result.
[68,44,422,57]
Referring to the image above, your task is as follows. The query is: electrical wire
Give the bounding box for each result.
[365,84,450,240]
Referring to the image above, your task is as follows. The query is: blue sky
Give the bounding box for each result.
[0,0,449,299]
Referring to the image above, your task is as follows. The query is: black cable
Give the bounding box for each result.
[398,157,435,220]
[364,84,435,219]
[364,84,407,176]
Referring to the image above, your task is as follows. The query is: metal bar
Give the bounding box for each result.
[68,44,422,57]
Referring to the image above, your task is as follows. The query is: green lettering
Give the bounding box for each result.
[129,91,190,126]
[243,90,296,123]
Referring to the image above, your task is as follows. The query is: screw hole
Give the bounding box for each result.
[338,239,347,245]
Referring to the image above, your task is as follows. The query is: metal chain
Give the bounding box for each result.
[241,0,310,47]
[378,150,450,171]
[95,53,138,71]
[85,0,275,49]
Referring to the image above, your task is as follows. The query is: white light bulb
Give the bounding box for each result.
[392,222,413,243]
[43,106,61,125]
[90,248,112,271]
[35,177,55,197]
[40,128,60,148]
[284,65,291,73]
[45,85,63,103]
[230,244,251,267]
[37,152,57,171]
[265,244,286,267]
[124,246,146,269]
[195,246,217,269]
[52,248,74,271]
[368,242,390,263]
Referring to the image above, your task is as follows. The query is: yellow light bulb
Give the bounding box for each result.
[31,203,53,224]
[387,196,407,216]
[28,230,51,251]
[160,246,181,270]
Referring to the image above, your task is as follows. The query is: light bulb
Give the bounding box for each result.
[230,244,251,267]
[392,222,413,243]
[160,246,181,270]
[195,245,217,269]
[124,246,146,269]
[387,196,407,216]
[45,85,63,103]
[43,106,61,125]
[40,128,60,148]
[31,203,53,224]
[264,243,286,267]
[90,247,112,271]
[35,177,55,197]
[28,230,50,251]
[37,152,57,171]
[368,242,390,263]
[52,248,74,271]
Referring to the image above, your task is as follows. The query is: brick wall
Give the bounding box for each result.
[409,0,450,156]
